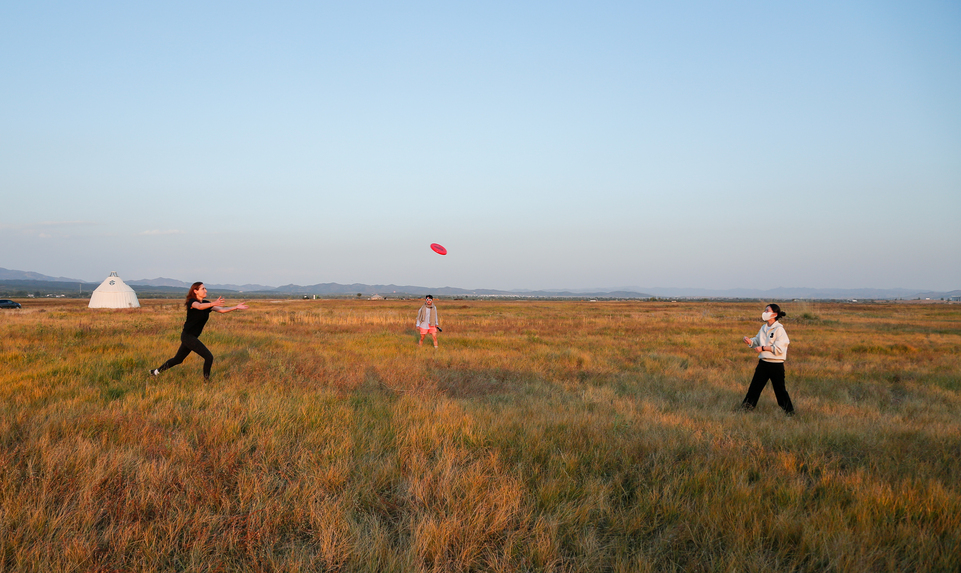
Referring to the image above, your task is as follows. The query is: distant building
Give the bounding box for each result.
[89,272,140,308]
[369,294,384,300]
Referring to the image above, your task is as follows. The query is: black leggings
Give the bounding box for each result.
[742,360,794,413]
[158,333,214,379]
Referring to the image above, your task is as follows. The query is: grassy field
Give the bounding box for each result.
[1,298,959,572]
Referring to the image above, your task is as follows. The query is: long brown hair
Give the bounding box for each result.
[185,282,204,309]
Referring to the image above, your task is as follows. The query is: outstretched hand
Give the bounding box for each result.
[235,302,249,311]
[214,296,226,306]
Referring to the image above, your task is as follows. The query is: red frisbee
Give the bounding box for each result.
[430,243,447,255]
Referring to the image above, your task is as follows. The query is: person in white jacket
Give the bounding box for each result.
[415,295,441,347]
[740,303,795,415]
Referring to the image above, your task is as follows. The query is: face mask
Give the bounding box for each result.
[761,311,775,321]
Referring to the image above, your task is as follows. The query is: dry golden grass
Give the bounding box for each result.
[1,298,959,572]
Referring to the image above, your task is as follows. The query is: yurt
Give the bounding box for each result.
[88,271,140,308]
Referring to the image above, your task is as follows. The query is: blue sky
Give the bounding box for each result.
[2,1,959,290]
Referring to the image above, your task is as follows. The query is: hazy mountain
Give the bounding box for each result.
[128,277,192,288]
[0,267,88,283]
[267,282,654,298]
[129,278,275,291]
[206,283,276,292]
[4,268,956,299]
[915,290,961,299]
[611,286,942,299]
[270,283,493,295]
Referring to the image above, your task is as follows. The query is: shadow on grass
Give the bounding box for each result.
[426,365,541,399]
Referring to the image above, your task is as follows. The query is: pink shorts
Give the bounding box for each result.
[418,326,438,335]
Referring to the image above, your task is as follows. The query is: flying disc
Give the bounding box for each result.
[430,243,447,255]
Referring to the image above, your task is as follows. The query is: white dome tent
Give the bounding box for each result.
[88,271,141,309]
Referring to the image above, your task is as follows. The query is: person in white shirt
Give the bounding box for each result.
[415,295,441,347]
[740,303,795,415]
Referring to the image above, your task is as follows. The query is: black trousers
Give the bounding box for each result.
[158,333,214,379]
[742,360,794,413]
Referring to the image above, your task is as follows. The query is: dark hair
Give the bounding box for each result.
[767,303,787,321]
[425,294,433,299]
[185,282,204,309]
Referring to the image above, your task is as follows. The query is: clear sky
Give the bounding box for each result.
[3,1,959,290]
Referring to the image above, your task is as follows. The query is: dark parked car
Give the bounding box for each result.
[0,299,22,309]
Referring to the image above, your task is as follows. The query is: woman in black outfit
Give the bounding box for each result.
[150,282,248,380]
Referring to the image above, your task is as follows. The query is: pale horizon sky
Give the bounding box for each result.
[3,1,959,291]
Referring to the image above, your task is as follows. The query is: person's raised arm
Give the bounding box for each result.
[214,301,249,313]
[191,296,225,310]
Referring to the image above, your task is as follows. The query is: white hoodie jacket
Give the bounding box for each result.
[749,321,790,363]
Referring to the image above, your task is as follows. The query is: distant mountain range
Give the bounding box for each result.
[1,268,957,299]
[122,279,654,298]
[620,286,961,300]
[264,283,657,298]
[128,277,275,291]
[0,267,87,283]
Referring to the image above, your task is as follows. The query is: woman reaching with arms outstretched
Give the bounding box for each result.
[150,282,248,381]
